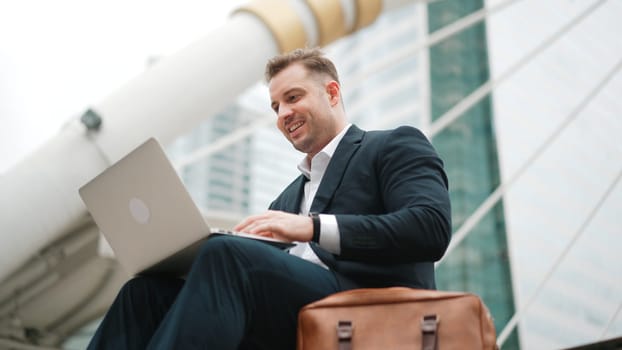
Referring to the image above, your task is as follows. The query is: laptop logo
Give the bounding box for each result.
[129,197,150,224]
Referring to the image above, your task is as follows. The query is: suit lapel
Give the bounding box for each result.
[281,175,308,213]
[310,125,364,213]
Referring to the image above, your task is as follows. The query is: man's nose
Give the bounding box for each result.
[278,105,294,120]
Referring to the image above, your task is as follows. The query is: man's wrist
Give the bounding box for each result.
[309,212,320,242]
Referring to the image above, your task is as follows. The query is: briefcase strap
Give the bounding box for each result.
[337,320,353,350]
[421,314,439,350]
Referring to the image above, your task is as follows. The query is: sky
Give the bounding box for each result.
[0,0,245,174]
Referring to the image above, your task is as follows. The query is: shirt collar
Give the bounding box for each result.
[297,124,352,179]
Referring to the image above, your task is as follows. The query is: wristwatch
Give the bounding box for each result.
[309,212,320,243]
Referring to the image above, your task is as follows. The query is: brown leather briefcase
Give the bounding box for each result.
[297,287,498,350]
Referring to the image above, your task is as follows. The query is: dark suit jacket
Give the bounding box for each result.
[269,125,451,289]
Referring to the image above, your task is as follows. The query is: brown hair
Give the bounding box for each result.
[265,47,340,83]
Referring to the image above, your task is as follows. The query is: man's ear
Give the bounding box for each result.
[326,81,340,106]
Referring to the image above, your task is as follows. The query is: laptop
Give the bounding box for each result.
[79,137,294,277]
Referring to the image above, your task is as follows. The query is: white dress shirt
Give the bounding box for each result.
[289,124,352,268]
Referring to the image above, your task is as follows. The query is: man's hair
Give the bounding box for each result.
[265,47,340,83]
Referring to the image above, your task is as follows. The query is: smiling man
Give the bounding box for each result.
[271,55,344,158]
[87,48,451,350]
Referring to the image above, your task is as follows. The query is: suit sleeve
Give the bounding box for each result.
[334,126,451,263]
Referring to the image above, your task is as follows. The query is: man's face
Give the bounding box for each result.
[269,63,340,158]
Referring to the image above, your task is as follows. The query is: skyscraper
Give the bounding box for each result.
[427,1,519,349]
[485,1,622,348]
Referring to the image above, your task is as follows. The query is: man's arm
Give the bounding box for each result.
[334,126,451,263]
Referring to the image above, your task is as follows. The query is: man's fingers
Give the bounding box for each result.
[234,211,303,240]
[255,231,275,238]
[234,213,265,231]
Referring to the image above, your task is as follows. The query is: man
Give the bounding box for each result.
[87,48,451,349]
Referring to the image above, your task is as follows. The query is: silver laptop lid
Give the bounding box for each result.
[79,138,209,275]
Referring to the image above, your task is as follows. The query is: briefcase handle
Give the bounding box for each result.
[337,320,353,350]
[421,314,439,350]
[336,314,439,350]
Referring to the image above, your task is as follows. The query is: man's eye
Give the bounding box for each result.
[288,95,299,102]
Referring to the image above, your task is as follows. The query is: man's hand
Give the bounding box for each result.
[233,210,313,242]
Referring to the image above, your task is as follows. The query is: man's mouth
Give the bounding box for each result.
[288,121,304,133]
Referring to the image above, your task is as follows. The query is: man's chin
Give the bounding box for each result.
[292,140,311,154]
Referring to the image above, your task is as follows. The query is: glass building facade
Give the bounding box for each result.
[169,105,253,214]
[427,1,519,349]
[486,1,622,348]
